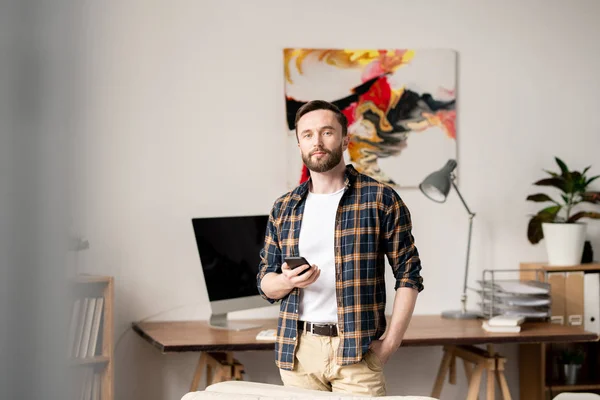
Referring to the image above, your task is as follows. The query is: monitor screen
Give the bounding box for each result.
[192,215,269,302]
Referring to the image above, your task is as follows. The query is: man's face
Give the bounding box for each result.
[296,109,348,173]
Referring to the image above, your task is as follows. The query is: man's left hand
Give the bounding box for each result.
[369,337,401,365]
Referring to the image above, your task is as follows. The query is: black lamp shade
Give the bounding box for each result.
[419,159,457,203]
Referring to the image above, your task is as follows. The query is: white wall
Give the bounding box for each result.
[73,1,600,399]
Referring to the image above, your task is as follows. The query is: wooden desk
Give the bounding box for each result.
[133,316,597,398]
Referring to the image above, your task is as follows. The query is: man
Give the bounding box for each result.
[256,100,424,396]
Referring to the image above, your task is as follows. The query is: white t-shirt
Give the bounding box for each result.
[298,187,345,323]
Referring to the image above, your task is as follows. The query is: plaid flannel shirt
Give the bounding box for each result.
[256,165,424,370]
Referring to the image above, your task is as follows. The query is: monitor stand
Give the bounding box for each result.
[209,313,263,331]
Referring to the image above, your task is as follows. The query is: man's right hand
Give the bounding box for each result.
[279,262,320,290]
[260,263,320,300]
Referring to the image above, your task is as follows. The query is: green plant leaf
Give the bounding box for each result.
[586,175,599,186]
[539,205,561,218]
[534,177,567,192]
[568,212,600,223]
[583,166,591,176]
[555,157,570,178]
[527,206,561,244]
[581,191,600,204]
[571,171,585,193]
[563,173,578,193]
[526,193,556,203]
[527,217,544,244]
[543,169,559,178]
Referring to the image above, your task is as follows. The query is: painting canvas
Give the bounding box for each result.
[283,48,457,189]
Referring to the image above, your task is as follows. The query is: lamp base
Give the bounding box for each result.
[441,309,481,320]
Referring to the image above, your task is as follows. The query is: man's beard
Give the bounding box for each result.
[302,145,343,173]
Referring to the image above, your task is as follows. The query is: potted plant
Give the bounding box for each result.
[560,347,585,385]
[527,157,600,265]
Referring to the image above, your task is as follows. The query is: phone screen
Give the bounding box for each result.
[285,257,310,274]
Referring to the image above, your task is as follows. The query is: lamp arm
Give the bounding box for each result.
[451,178,475,314]
[451,178,475,217]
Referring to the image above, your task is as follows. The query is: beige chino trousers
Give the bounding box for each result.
[279,329,387,396]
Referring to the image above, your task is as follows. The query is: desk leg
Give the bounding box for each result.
[449,354,457,385]
[212,366,225,384]
[190,353,208,392]
[206,364,213,386]
[463,361,479,400]
[431,345,512,400]
[495,357,512,400]
[466,363,485,400]
[431,346,454,398]
[190,352,246,390]
[222,353,234,381]
[233,364,244,380]
[487,363,495,400]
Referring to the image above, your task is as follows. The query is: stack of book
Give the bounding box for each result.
[477,279,551,320]
[482,314,525,333]
[67,296,105,359]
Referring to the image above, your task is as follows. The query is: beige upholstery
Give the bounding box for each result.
[552,394,600,400]
[181,381,437,400]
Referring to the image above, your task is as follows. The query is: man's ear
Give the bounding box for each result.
[342,134,350,151]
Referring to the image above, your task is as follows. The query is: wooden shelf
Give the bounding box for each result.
[69,275,114,400]
[547,383,600,391]
[519,262,600,400]
[521,262,600,273]
[70,356,110,366]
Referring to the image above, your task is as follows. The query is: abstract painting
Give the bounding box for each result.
[283,48,457,189]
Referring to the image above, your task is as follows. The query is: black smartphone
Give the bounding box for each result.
[284,256,311,275]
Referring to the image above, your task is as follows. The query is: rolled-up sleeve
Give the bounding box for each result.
[256,203,282,303]
[383,193,424,292]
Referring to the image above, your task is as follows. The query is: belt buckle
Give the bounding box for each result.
[309,322,318,336]
[312,323,334,336]
[312,323,321,336]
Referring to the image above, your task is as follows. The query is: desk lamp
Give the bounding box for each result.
[419,159,480,319]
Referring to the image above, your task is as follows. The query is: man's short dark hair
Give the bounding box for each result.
[294,100,348,139]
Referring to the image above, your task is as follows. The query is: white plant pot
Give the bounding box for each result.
[542,222,586,266]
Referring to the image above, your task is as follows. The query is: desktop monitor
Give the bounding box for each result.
[192,214,269,330]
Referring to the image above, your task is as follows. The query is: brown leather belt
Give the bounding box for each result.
[298,320,338,337]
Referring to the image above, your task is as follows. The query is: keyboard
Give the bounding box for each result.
[255,329,277,341]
